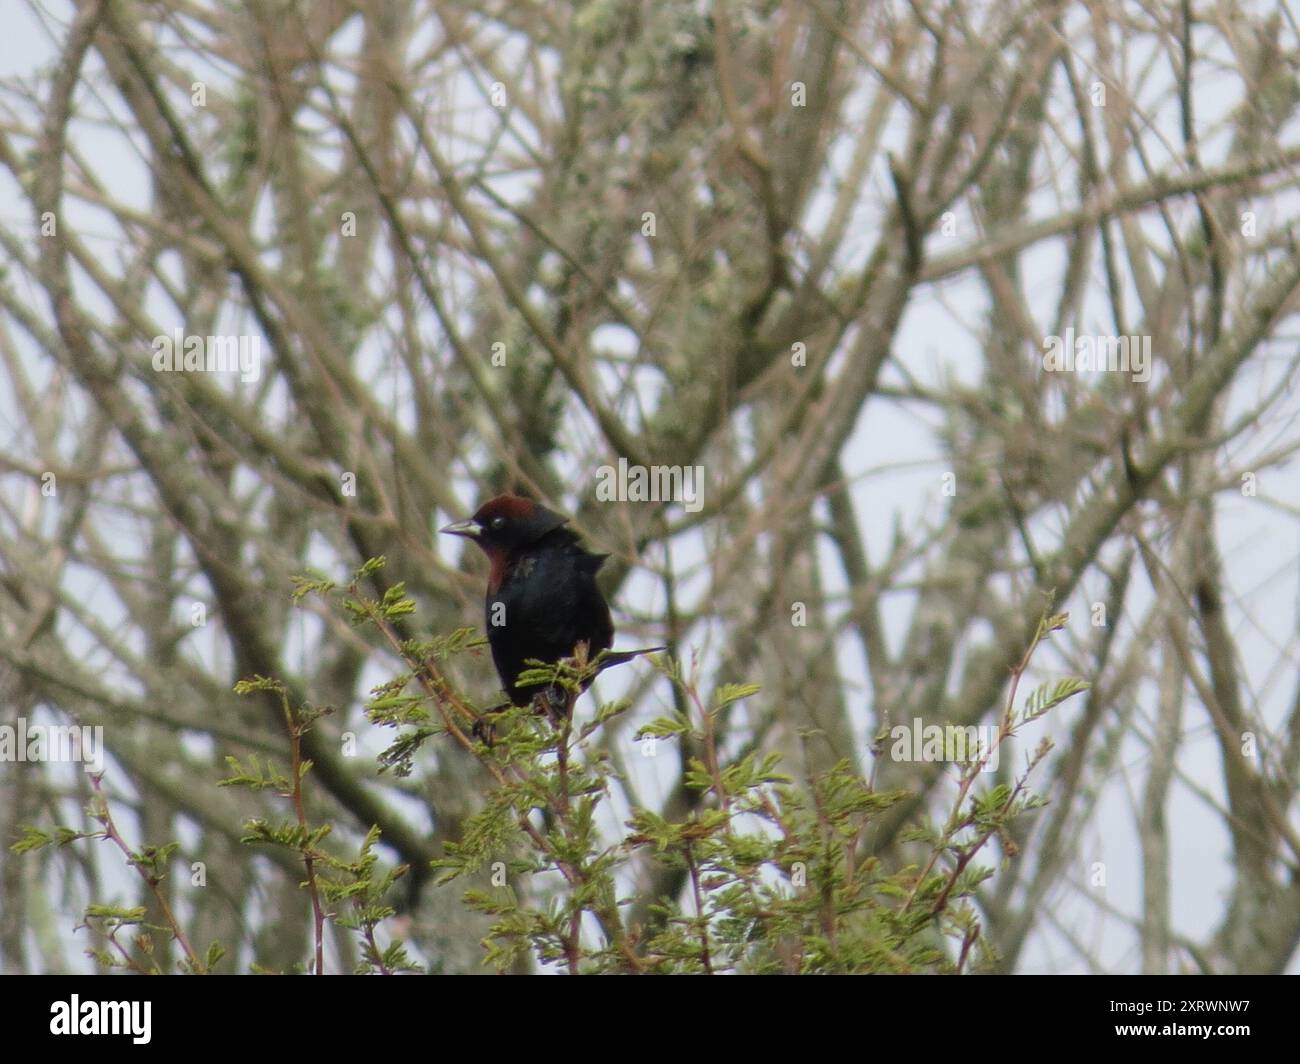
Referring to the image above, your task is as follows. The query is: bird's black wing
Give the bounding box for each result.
[488,530,614,703]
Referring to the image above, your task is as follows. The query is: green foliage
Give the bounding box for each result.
[12,557,1087,975]
[10,824,86,853]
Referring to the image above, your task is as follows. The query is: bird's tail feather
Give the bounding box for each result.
[593,646,668,671]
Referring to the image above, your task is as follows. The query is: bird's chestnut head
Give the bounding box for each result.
[440,495,569,554]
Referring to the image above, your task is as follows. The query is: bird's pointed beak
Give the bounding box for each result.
[440,518,483,539]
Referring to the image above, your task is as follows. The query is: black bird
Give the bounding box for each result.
[441,495,663,712]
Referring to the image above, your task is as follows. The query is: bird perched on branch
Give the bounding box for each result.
[441,494,664,714]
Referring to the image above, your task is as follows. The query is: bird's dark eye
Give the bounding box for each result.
[490,516,507,531]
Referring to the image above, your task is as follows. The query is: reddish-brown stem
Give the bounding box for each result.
[685,842,713,975]
[280,692,325,976]
[89,776,203,972]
